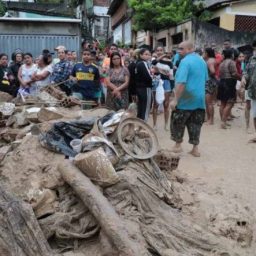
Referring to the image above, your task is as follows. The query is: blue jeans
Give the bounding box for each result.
[152,79,172,92]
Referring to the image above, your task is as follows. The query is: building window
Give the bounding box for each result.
[172,33,183,45]
[157,37,166,47]
[184,29,188,40]
[113,24,122,43]
[95,25,103,36]
[124,20,132,45]
[235,15,256,32]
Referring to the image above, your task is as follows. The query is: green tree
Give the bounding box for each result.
[0,0,6,16]
[128,0,208,31]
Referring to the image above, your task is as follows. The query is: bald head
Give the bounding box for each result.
[178,41,194,57]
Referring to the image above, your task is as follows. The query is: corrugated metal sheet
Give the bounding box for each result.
[0,34,80,60]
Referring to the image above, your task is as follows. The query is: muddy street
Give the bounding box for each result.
[156,104,256,254]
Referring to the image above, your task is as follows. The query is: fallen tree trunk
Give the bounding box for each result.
[58,161,146,256]
[0,185,53,256]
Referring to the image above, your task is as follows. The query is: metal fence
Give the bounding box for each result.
[0,34,81,60]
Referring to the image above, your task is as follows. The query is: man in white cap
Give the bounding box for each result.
[52,45,66,65]
[50,46,72,95]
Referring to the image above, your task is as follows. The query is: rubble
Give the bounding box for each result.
[0,91,253,256]
[0,91,14,102]
[74,147,120,186]
[37,107,63,122]
[153,149,180,171]
[0,127,23,142]
[30,188,58,219]
[0,145,11,162]
[0,102,15,116]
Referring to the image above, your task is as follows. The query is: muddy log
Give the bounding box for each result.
[0,185,53,256]
[58,161,146,256]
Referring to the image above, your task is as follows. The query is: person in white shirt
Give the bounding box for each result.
[31,54,53,95]
[18,52,37,94]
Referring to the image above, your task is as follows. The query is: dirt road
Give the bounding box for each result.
[154,105,256,254]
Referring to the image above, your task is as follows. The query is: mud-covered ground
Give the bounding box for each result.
[155,104,256,254]
[1,104,255,255]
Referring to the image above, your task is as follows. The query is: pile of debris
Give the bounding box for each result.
[0,91,245,256]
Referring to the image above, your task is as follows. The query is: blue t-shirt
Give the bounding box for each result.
[175,53,208,110]
[71,63,100,99]
[173,53,180,66]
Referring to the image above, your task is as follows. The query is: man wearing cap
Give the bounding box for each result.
[52,45,65,65]
[51,46,72,95]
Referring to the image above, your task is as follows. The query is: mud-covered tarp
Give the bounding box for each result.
[39,118,95,157]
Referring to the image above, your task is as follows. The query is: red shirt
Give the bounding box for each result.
[236,60,242,80]
[215,53,223,80]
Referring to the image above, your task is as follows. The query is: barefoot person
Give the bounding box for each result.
[203,48,217,125]
[242,77,252,132]
[170,41,208,157]
[217,49,238,129]
[152,46,174,130]
[241,40,256,133]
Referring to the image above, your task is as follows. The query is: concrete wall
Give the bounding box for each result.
[135,20,193,51]
[220,13,235,31]
[153,20,193,51]
[210,0,256,31]
[193,19,256,51]
[228,0,256,13]
[143,18,256,52]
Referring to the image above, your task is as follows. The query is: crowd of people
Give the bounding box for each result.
[1,38,256,157]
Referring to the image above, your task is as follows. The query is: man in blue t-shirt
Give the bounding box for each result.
[170,41,208,157]
[70,49,100,103]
